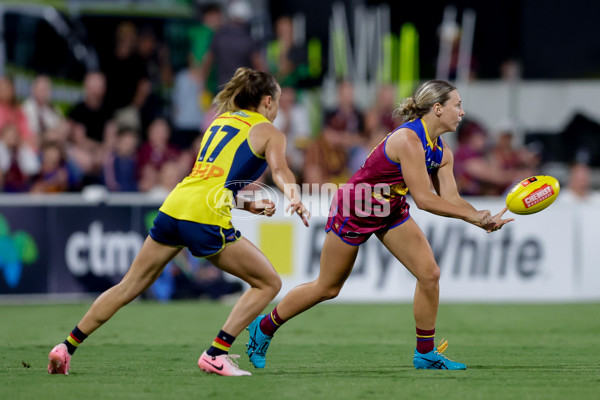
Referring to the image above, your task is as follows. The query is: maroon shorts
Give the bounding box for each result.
[325,190,411,246]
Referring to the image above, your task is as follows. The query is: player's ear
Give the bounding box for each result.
[263,95,272,108]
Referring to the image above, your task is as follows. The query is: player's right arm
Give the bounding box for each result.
[432,140,513,232]
[386,129,491,226]
[250,123,310,226]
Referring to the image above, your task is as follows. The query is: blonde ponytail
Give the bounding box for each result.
[395,80,456,122]
[396,97,419,122]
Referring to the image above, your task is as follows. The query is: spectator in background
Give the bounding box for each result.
[365,84,401,134]
[102,21,149,131]
[201,0,265,89]
[0,123,40,192]
[21,75,64,149]
[68,72,113,145]
[0,77,35,151]
[138,26,173,90]
[347,85,402,173]
[137,118,180,192]
[324,80,365,165]
[136,26,172,134]
[266,15,308,88]
[138,163,159,193]
[146,160,186,200]
[171,58,204,150]
[453,120,532,196]
[44,119,87,190]
[303,115,350,187]
[490,129,539,180]
[490,130,521,171]
[180,133,204,175]
[188,2,223,97]
[30,141,69,193]
[324,80,364,140]
[272,86,310,178]
[560,162,600,203]
[67,72,114,187]
[348,124,389,174]
[103,127,140,192]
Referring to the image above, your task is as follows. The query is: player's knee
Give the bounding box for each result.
[270,274,282,294]
[418,263,441,287]
[321,285,342,300]
[262,271,282,297]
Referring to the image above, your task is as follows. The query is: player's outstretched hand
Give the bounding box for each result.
[483,207,514,233]
[468,209,492,227]
[286,200,310,227]
[247,199,276,217]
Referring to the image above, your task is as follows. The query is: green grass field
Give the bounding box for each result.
[2,301,599,400]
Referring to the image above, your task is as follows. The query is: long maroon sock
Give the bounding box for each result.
[259,307,286,336]
[416,327,435,354]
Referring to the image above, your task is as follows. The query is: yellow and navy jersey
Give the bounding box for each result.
[160,110,269,228]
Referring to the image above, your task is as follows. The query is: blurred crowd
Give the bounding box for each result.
[0,0,595,200]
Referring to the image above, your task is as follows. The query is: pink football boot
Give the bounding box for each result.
[48,343,71,375]
[198,351,251,376]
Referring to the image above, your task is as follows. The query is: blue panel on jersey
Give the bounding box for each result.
[225,140,268,196]
[402,119,444,174]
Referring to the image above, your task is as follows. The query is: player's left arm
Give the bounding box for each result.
[432,140,514,233]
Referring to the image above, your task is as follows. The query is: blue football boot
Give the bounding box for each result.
[413,339,467,370]
[246,315,272,368]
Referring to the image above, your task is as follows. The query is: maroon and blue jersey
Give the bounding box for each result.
[326,118,443,245]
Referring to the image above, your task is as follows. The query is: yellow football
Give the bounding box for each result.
[505,176,560,215]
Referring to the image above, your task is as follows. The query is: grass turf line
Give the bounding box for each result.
[1,301,599,400]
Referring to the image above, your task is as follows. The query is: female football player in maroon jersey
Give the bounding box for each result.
[247,80,513,370]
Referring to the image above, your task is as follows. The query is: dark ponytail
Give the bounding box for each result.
[213,67,279,114]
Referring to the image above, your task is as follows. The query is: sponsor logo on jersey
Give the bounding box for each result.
[190,162,225,179]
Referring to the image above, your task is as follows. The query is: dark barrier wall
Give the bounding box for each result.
[0,203,160,295]
[0,207,48,294]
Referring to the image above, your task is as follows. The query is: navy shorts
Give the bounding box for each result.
[149,211,241,257]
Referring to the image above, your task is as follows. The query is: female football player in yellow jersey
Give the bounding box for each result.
[48,67,310,377]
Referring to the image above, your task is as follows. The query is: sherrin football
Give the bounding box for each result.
[506,176,560,215]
